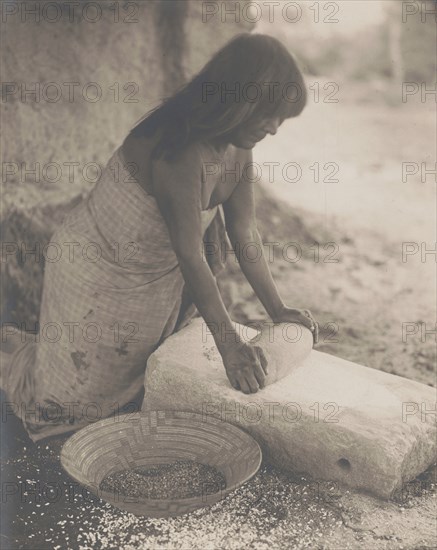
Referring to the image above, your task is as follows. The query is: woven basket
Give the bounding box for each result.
[60,409,262,517]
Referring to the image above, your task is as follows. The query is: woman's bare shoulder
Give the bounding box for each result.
[150,143,206,206]
[152,142,204,175]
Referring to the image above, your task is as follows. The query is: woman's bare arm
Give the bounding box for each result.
[222,148,287,322]
[151,146,268,393]
[222,148,319,342]
[151,147,239,352]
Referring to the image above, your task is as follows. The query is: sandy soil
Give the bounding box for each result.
[1,426,435,550]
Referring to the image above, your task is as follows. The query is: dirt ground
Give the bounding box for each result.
[1,411,435,550]
[1,81,436,549]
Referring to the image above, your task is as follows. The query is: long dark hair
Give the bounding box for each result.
[129,33,307,159]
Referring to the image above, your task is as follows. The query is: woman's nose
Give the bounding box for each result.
[264,117,281,135]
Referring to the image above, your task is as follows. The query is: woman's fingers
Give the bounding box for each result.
[303,310,318,345]
[254,345,268,375]
[290,311,316,336]
[279,310,313,331]
[226,371,240,391]
[298,312,314,331]
[252,361,266,389]
[238,377,253,394]
[235,346,267,393]
[224,342,270,394]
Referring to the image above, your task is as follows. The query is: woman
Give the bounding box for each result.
[2,33,318,442]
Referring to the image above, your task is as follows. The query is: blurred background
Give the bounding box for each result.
[254,0,435,242]
[2,0,436,386]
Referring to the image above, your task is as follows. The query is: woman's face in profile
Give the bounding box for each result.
[230,114,284,149]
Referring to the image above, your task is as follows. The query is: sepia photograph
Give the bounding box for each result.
[1,1,436,548]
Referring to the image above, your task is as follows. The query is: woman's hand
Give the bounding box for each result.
[221,341,268,394]
[272,307,319,345]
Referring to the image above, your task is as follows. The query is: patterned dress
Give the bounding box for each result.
[3,145,229,441]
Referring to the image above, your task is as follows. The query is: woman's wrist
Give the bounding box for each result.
[206,320,241,355]
[270,303,287,324]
